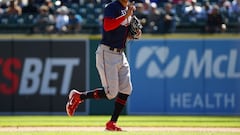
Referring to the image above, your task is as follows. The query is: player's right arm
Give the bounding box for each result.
[104,16,126,31]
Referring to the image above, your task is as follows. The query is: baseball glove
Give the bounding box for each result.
[129,15,143,39]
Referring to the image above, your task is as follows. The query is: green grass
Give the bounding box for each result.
[0,115,239,135]
[0,115,239,127]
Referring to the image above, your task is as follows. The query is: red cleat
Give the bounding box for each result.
[66,90,84,116]
[105,121,123,131]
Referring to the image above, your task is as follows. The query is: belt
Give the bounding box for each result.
[109,47,124,53]
[100,44,124,53]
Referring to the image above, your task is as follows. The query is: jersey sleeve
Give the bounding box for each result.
[104,3,116,18]
[103,3,125,31]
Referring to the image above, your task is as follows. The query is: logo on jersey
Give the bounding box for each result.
[135,46,180,78]
[120,9,131,26]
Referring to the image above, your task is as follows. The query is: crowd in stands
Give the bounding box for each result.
[0,0,239,34]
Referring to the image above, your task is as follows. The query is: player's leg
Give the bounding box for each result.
[96,45,120,99]
[95,46,128,131]
[81,87,107,99]
[66,89,83,116]
[105,92,129,131]
[66,87,107,116]
[106,53,132,131]
[66,46,119,117]
[110,93,129,122]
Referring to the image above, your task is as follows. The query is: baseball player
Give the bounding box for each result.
[66,0,142,131]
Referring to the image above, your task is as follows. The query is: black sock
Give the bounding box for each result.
[110,93,129,122]
[80,87,107,100]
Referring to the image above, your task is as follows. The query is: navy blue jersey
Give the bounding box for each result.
[100,0,130,49]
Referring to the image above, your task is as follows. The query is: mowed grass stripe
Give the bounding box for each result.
[0,116,239,127]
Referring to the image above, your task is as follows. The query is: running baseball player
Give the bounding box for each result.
[66,0,142,131]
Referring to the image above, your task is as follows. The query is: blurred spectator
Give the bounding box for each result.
[0,3,4,15]
[231,0,240,32]
[84,0,99,4]
[172,0,183,5]
[43,0,55,14]
[19,0,24,6]
[70,0,82,4]
[205,5,227,33]
[200,0,212,20]
[0,1,7,9]
[22,0,38,15]
[34,0,45,5]
[179,0,193,12]
[0,0,238,34]
[134,3,148,32]
[67,10,83,33]
[146,2,161,33]
[184,0,203,24]
[231,0,240,17]
[5,0,22,16]
[55,6,69,33]
[33,5,55,33]
[149,0,161,3]
[232,0,240,11]
[218,0,230,7]
[219,0,231,21]
[160,2,179,33]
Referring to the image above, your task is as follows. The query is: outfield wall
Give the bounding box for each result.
[0,35,239,115]
[0,39,89,115]
[127,39,240,115]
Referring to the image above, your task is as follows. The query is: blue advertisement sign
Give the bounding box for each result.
[127,39,240,115]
